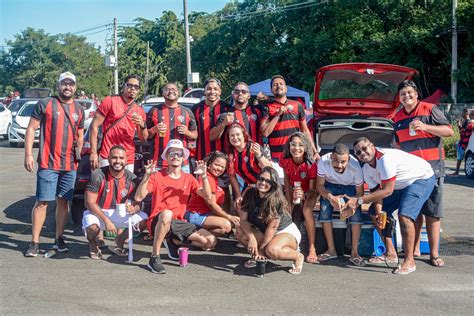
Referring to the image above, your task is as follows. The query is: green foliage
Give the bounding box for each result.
[444,122,460,159]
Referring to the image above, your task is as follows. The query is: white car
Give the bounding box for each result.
[142,96,201,113]
[182,88,204,100]
[75,99,97,131]
[8,101,39,147]
[464,128,474,179]
[0,103,12,139]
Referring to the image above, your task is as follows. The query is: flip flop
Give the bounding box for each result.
[90,250,103,260]
[349,256,366,267]
[318,253,337,261]
[368,255,398,264]
[392,264,416,275]
[244,259,256,268]
[108,246,128,257]
[289,263,303,275]
[305,254,319,264]
[430,256,445,267]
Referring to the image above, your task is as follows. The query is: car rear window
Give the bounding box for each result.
[18,103,37,116]
[319,70,408,102]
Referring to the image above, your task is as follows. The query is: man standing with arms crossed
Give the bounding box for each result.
[393,80,453,267]
[24,72,85,256]
[89,74,148,172]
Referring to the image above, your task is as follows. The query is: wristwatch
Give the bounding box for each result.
[357,197,364,206]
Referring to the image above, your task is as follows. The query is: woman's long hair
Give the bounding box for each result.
[241,166,288,223]
[224,122,251,154]
[281,132,314,163]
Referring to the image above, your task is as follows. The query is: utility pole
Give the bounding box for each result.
[451,0,457,104]
[114,17,119,95]
[184,0,192,89]
[145,41,150,98]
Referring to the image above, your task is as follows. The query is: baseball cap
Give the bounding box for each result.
[161,139,190,161]
[58,72,76,84]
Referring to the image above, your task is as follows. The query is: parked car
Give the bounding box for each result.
[464,130,474,179]
[183,88,205,100]
[141,96,201,111]
[75,99,96,130]
[0,103,12,139]
[312,63,418,155]
[8,100,40,147]
[7,98,38,117]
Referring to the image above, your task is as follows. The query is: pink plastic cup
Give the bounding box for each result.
[178,247,189,267]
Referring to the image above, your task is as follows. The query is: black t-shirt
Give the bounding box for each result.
[242,188,292,232]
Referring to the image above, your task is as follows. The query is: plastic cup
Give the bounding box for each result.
[116,203,127,218]
[159,129,166,138]
[293,181,302,204]
[379,211,387,230]
[256,259,267,278]
[178,247,189,267]
[338,197,346,220]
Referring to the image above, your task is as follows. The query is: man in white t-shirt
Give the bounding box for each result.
[316,144,365,266]
[344,137,435,275]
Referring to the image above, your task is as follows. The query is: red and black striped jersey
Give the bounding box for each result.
[228,142,262,185]
[393,101,451,177]
[261,99,305,160]
[192,100,231,160]
[31,97,85,171]
[460,120,473,149]
[218,105,263,144]
[146,104,197,168]
[86,167,136,209]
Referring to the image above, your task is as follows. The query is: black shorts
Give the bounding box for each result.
[151,215,198,243]
[420,176,444,218]
[218,171,230,188]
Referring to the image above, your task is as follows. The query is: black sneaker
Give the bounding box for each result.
[163,238,179,261]
[53,236,70,252]
[148,256,166,274]
[25,242,40,257]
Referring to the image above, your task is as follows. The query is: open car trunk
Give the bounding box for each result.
[315,117,394,155]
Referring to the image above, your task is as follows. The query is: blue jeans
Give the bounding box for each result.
[36,169,76,201]
[368,175,436,221]
[319,182,362,224]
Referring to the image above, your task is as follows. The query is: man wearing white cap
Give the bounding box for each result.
[24,71,85,257]
[135,139,217,274]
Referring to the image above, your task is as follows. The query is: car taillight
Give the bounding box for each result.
[89,111,95,118]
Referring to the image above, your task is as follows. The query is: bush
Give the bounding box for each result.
[444,122,459,159]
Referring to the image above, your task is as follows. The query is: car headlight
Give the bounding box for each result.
[12,120,22,129]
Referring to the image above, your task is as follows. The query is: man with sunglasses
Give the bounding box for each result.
[211,82,262,144]
[135,139,216,274]
[344,137,435,275]
[392,80,453,268]
[89,74,148,172]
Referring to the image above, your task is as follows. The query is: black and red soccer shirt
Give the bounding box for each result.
[218,105,263,144]
[192,100,231,160]
[261,99,305,160]
[31,97,85,171]
[86,167,136,209]
[146,104,197,168]
[228,142,262,185]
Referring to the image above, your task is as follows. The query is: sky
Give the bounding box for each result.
[0,0,229,51]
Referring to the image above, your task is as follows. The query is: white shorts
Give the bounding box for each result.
[99,157,134,172]
[82,209,148,231]
[276,222,301,246]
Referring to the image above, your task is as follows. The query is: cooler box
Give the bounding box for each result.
[314,212,347,256]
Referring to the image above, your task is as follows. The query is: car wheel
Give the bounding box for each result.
[71,198,85,225]
[3,124,10,139]
[465,151,474,179]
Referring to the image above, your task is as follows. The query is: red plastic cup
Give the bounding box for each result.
[178,247,189,267]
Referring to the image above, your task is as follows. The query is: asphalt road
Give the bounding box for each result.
[0,140,473,315]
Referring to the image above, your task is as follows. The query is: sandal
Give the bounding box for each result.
[392,264,416,275]
[349,256,366,267]
[288,253,304,275]
[306,254,319,264]
[318,253,337,261]
[108,246,128,257]
[368,255,398,264]
[244,259,256,268]
[90,250,103,260]
[430,256,445,267]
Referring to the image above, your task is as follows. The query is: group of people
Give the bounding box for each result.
[23,71,453,276]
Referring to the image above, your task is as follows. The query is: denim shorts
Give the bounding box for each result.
[456,143,465,161]
[184,211,210,227]
[420,176,444,218]
[319,182,362,224]
[36,169,76,201]
[368,175,436,221]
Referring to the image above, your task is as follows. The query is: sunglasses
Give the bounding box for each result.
[125,83,140,90]
[355,146,370,156]
[257,177,274,185]
[168,152,184,158]
[233,89,249,95]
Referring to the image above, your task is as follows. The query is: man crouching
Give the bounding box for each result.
[83,145,148,259]
[135,139,216,274]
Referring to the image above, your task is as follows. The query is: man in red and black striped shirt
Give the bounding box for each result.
[192,78,231,161]
[83,145,148,259]
[146,82,197,171]
[393,80,454,268]
[260,75,318,161]
[211,82,263,144]
[24,72,85,257]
